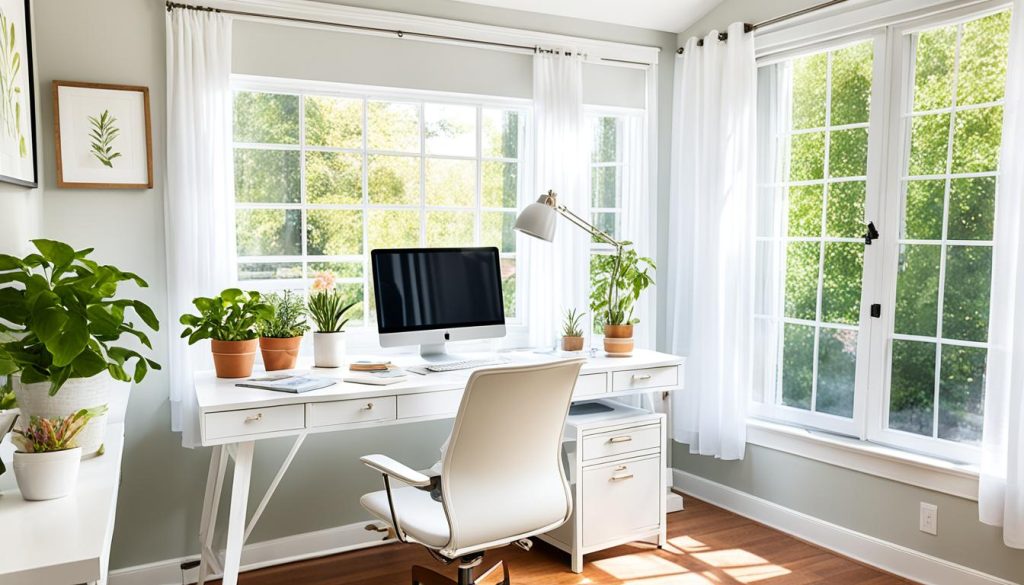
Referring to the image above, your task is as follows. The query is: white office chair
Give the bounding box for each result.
[360,359,585,585]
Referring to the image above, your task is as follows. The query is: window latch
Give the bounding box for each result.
[871,304,882,318]
[864,222,880,245]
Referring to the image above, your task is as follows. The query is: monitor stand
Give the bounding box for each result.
[419,343,462,363]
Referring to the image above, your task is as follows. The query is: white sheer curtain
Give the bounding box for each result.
[165,8,234,448]
[523,52,588,348]
[667,22,757,460]
[620,114,655,350]
[980,0,1024,549]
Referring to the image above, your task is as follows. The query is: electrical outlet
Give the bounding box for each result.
[920,502,938,535]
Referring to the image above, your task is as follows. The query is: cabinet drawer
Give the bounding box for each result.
[574,373,607,398]
[399,389,462,419]
[308,396,396,428]
[205,405,305,441]
[582,455,661,547]
[612,366,678,392]
[582,423,661,461]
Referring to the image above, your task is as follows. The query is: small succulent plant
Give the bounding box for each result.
[12,405,107,453]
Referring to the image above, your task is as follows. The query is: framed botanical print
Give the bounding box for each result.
[0,0,37,187]
[53,81,153,189]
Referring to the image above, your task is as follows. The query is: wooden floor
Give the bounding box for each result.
[215,496,916,585]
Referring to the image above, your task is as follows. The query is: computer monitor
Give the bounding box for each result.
[371,247,506,359]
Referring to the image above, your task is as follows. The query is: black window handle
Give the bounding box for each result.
[865,222,880,245]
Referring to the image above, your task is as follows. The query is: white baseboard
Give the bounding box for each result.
[109,521,393,585]
[672,469,1016,585]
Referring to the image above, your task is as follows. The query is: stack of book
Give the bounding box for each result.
[345,361,408,385]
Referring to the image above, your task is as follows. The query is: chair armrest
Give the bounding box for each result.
[361,454,432,487]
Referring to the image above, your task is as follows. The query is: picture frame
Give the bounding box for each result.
[0,0,38,188]
[53,81,153,189]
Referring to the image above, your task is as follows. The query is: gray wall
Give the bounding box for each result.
[28,0,676,570]
[670,1,1024,583]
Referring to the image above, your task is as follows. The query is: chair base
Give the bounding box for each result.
[412,560,510,585]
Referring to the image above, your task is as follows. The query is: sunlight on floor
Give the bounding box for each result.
[593,553,690,579]
[691,548,791,583]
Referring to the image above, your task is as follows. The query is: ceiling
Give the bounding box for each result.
[451,0,725,34]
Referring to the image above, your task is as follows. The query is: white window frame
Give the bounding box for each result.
[231,75,534,352]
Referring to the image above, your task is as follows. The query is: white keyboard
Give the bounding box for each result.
[425,357,512,372]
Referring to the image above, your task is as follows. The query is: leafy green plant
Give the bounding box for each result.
[89,110,122,168]
[307,289,358,333]
[12,405,107,453]
[180,288,272,344]
[561,308,585,338]
[0,240,161,396]
[259,291,309,338]
[589,244,656,327]
[0,375,14,410]
[0,8,25,158]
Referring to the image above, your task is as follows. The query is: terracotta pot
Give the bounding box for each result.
[561,336,584,352]
[259,336,303,371]
[603,336,634,356]
[603,324,634,339]
[211,339,259,378]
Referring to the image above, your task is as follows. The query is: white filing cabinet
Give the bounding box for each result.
[540,400,667,573]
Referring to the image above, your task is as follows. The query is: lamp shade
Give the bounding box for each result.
[513,196,557,242]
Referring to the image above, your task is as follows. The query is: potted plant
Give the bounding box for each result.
[258,291,309,371]
[0,377,16,479]
[0,239,161,456]
[12,406,106,501]
[180,288,272,378]
[560,308,586,352]
[590,244,655,356]
[307,272,359,368]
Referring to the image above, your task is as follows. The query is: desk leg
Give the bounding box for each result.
[198,445,227,585]
[222,441,255,585]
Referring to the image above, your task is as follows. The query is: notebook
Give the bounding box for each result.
[236,375,337,394]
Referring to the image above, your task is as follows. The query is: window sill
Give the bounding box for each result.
[746,419,980,501]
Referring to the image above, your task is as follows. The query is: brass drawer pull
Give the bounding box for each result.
[611,473,635,481]
[244,413,263,423]
[632,373,653,381]
[609,435,633,444]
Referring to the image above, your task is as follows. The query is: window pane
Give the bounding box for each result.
[789,132,825,181]
[958,11,1011,107]
[817,327,857,418]
[821,243,862,325]
[911,26,956,112]
[889,339,936,437]
[791,52,826,130]
[236,209,302,256]
[592,212,618,243]
[482,109,520,159]
[938,345,986,443]
[308,261,362,279]
[332,282,365,324]
[305,96,362,149]
[591,117,618,163]
[368,155,419,205]
[592,166,619,208]
[500,258,516,318]
[828,127,868,178]
[425,104,476,157]
[306,151,361,205]
[894,244,940,336]
[943,245,992,342]
[830,41,873,126]
[368,101,420,152]
[368,210,419,250]
[784,241,819,320]
[951,106,1003,174]
[781,323,814,410]
[306,210,362,256]
[948,177,996,241]
[481,211,516,253]
[787,184,822,237]
[234,92,298,144]
[825,181,865,238]
[426,158,475,207]
[426,211,474,247]
[903,180,945,240]
[238,262,302,281]
[908,113,950,176]
[234,149,300,204]
[482,161,518,208]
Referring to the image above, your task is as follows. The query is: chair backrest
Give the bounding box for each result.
[439,359,584,555]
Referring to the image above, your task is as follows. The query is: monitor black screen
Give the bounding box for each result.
[371,247,506,334]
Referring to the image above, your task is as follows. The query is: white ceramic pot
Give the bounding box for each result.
[314,331,346,368]
[13,374,113,456]
[13,447,82,501]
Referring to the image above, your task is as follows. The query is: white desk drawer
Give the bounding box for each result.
[582,455,661,547]
[399,389,462,419]
[612,366,678,392]
[582,423,661,461]
[574,373,607,398]
[205,405,305,440]
[308,397,397,428]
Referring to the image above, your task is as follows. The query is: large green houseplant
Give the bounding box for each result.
[180,288,272,378]
[0,239,161,455]
[589,243,655,355]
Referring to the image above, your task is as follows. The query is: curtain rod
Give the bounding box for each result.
[676,0,851,54]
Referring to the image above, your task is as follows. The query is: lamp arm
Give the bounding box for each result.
[555,204,625,250]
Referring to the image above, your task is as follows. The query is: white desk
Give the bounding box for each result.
[0,422,125,585]
[192,349,685,585]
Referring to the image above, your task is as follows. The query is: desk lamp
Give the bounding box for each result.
[513,190,625,250]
